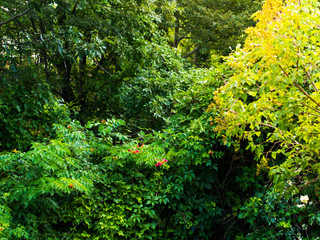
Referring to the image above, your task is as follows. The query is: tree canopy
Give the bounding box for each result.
[3,0,320,239]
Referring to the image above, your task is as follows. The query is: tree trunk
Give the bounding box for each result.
[78,53,87,109]
[183,45,200,59]
[60,59,74,103]
[173,14,180,48]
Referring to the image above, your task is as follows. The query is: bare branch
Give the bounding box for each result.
[0,7,10,15]
[301,111,320,118]
[302,63,312,80]
[299,176,320,191]
[183,45,199,59]
[259,122,285,135]
[178,33,188,42]
[294,81,320,109]
[300,102,320,115]
[93,59,112,76]
[0,8,32,27]
[312,82,319,92]
[278,64,289,77]
[71,0,79,14]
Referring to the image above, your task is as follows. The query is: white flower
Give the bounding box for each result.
[296,204,305,208]
[300,195,309,204]
[51,2,58,9]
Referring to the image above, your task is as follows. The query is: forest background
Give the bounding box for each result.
[1,0,320,239]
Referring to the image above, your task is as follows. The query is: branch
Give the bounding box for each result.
[259,122,285,136]
[299,175,320,191]
[259,122,320,158]
[301,63,319,92]
[259,122,301,146]
[178,33,188,42]
[0,8,32,27]
[278,64,289,77]
[183,45,199,59]
[279,63,319,93]
[223,219,240,240]
[71,0,79,14]
[294,81,320,109]
[93,59,112,76]
[312,82,319,92]
[0,7,10,15]
[302,63,311,80]
[302,111,320,118]
[300,102,320,115]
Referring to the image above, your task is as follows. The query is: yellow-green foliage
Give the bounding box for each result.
[210,0,320,193]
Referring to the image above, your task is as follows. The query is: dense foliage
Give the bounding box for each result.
[0,68,227,239]
[210,0,320,238]
[2,0,320,239]
[169,0,262,61]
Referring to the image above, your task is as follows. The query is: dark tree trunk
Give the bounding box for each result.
[56,43,75,104]
[173,14,180,48]
[60,59,74,103]
[183,45,199,59]
[78,53,87,109]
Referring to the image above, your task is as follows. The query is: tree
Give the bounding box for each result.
[1,0,182,124]
[166,0,262,65]
[209,0,320,237]
[211,0,320,198]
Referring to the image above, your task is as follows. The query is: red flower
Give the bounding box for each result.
[137,143,145,148]
[128,149,131,152]
[155,158,168,167]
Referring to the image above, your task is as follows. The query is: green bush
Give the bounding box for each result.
[238,188,320,239]
[0,68,70,151]
[0,65,230,239]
